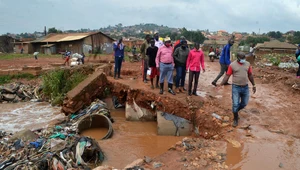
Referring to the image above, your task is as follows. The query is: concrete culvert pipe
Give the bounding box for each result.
[77,114,113,140]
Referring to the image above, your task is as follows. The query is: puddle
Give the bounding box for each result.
[226,126,300,170]
[0,102,64,133]
[98,109,184,168]
[80,128,109,140]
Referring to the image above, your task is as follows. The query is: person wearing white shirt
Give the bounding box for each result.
[154,32,163,48]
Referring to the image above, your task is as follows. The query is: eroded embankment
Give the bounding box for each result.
[62,64,222,138]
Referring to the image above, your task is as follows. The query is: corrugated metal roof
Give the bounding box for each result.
[57,35,88,42]
[31,31,114,43]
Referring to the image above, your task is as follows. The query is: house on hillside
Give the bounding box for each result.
[255,40,297,54]
[203,39,228,51]
[0,35,17,53]
[31,31,114,54]
[217,30,229,36]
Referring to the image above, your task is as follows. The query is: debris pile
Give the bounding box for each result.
[0,83,42,103]
[0,99,114,170]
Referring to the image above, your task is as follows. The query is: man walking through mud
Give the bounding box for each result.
[140,34,151,83]
[212,39,234,86]
[156,37,176,95]
[218,52,256,127]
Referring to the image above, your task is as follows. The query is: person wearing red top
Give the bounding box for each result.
[186,43,205,96]
[218,52,256,127]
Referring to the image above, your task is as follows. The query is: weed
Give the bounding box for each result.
[0,73,36,85]
[42,69,87,106]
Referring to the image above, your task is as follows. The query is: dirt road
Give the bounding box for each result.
[117,56,300,169]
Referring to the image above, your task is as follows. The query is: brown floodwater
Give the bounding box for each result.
[225,126,300,170]
[0,102,64,133]
[80,128,109,140]
[97,109,184,169]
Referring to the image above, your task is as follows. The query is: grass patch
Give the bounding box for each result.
[0,53,61,60]
[42,69,87,106]
[0,73,36,85]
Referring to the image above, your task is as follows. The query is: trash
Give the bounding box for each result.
[0,83,42,103]
[0,99,109,169]
[13,139,24,150]
[153,162,163,169]
[50,138,67,152]
[212,113,222,120]
[29,138,45,148]
[50,132,66,140]
[112,96,124,109]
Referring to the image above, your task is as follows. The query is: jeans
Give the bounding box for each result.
[159,63,174,84]
[297,62,300,77]
[232,84,249,118]
[188,71,200,93]
[114,56,123,78]
[142,58,149,81]
[213,64,228,83]
[175,66,186,88]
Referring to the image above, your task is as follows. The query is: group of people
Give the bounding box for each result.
[113,33,257,127]
[139,33,206,96]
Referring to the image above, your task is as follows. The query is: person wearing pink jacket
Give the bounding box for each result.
[186,43,206,96]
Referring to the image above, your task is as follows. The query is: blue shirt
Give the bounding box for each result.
[113,42,125,57]
[296,49,300,59]
[219,44,232,65]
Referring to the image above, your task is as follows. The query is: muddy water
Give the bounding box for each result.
[0,102,64,133]
[80,128,109,140]
[97,109,184,169]
[226,126,300,170]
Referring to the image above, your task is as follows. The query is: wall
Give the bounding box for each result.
[0,36,14,53]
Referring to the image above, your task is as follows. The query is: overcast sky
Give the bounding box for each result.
[0,0,299,34]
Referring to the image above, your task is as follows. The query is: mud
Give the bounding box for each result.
[80,128,109,140]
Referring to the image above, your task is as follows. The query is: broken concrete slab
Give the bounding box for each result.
[157,111,192,136]
[62,64,112,115]
[125,99,155,121]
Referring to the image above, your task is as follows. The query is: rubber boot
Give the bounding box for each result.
[168,83,176,95]
[159,83,164,94]
[232,112,239,127]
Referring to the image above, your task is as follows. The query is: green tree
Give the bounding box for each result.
[267,31,282,39]
[48,27,62,34]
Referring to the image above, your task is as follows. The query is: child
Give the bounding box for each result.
[146,39,159,89]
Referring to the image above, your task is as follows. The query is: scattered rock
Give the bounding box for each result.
[279,162,284,168]
[226,139,241,148]
[124,159,144,169]
[180,157,187,162]
[144,156,152,163]
[239,124,251,130]
[223,116,230,122]
[222,123,230,127]
[192,162,198,166]
[200,159,208,166]
[152,162,163,169]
